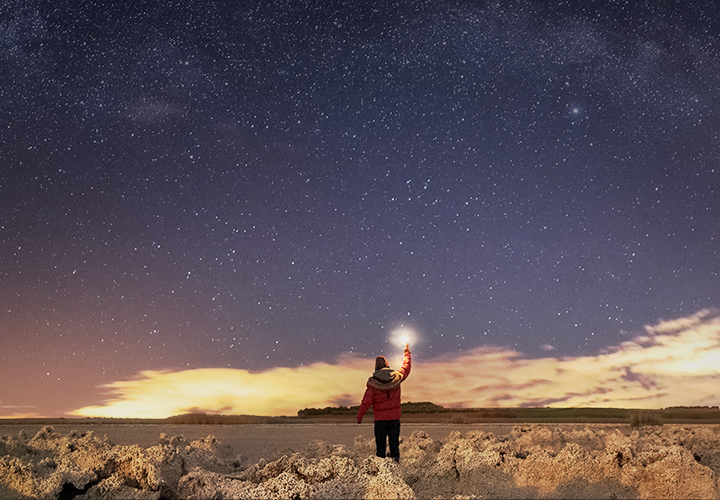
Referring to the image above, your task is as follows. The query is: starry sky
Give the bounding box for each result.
[2,0,720,418]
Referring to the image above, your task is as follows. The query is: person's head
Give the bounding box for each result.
[375,355,389,371]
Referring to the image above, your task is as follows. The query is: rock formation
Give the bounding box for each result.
[2,424,720,499]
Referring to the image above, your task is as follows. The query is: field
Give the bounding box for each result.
[0,422,521,466]
[3,418,720,499]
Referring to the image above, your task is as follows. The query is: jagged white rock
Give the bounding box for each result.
[2,424,720,499]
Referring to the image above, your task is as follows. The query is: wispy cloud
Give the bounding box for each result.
[70,309,720,418]
[0,404,40,419]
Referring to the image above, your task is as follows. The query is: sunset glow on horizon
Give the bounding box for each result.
[64,310,720,419]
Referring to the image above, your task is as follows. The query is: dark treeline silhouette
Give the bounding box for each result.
[297,401,445,417]
[4,405,720,426]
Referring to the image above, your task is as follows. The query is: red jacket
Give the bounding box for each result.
[357,348,411,422]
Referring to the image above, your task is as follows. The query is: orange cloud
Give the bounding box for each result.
[70,309,720,418]
[70,356,374,418]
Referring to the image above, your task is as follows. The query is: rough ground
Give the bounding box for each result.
[2,424,720,499]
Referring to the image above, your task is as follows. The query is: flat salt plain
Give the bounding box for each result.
[5,422,720,498]
[0,422,523,464]
[7,422,720,500]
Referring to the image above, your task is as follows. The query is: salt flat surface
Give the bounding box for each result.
[0,423,514,463]
[0,422,625,464]
[4,423,720,498]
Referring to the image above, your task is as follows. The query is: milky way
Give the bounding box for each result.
[1,0,719,416]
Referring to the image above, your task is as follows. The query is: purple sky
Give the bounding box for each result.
[1,0,719,417]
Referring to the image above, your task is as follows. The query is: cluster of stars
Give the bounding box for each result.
[1,0,719,416]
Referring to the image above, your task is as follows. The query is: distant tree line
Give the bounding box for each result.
[297,406,357,417]
[8,404,720,427]
[297,402,446,417]
[664,406,720,409]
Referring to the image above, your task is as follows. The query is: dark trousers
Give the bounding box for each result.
[374,419,401,461]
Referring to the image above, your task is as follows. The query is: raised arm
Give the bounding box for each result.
[397,344,411,380]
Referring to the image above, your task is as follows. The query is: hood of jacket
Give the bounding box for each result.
[367,367,403,391]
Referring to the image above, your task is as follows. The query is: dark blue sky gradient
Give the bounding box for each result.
[1,0,719,415]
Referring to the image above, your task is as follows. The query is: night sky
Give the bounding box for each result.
[2,0,720,418]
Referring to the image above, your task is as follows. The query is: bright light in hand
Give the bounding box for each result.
[391,327,415,348]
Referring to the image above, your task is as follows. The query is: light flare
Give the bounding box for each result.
[390,327,416,349]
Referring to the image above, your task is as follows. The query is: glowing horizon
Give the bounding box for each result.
[63,309,720,419]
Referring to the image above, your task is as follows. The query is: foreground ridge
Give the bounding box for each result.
[2,423,720,499]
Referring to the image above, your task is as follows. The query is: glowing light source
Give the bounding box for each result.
[390,327,416,348]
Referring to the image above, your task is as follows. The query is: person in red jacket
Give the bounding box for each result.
[357,342,412,462]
